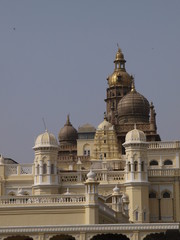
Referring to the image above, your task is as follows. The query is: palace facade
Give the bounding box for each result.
[0,48,180,240]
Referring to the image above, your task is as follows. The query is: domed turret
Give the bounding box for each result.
[117,82,150,124]
[58,115,78,146]
[107,47,132,88]
[125,125,146,143]
[33,130,58,149]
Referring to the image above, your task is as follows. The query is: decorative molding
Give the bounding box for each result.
[0,223,179,235]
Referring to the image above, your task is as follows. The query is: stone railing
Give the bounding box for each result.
[5,164,33,176]
[0,194,86,207]
[59,170,125,185]
[148,141,180,149]
[148,168,180,177]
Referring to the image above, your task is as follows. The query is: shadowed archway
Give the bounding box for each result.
[50,235,75,240]
[91,233,130,240]
[4,236,33,240]
[144,230,180,240]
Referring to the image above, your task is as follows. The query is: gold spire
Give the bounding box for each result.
[131,77,136,92]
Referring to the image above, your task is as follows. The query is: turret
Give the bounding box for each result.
[33,130,59,195]
[123,126,149,223]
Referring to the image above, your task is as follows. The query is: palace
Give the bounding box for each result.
[0,48,180,240]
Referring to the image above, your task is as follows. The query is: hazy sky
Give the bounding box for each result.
[0,0,180,163]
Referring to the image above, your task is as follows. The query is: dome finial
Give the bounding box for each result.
[131,77,136,92]
[117,43,121,51]
[66,114,71,125]
[134,123,137,129]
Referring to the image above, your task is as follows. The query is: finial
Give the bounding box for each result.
[66,114,70,125]
[42,117,47,132]
[104,112,107,120]
[134,123,137,129]
[117,43,121,52]
[131,77,136,92]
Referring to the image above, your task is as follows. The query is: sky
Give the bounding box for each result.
[0,0,180,163]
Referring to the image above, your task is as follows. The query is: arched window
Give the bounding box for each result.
[162,191,171,198]
[149,192,157,198]
[164,159,173,165]
[43,163,47,174]
[134,161,138,171]
[150,160,158,166]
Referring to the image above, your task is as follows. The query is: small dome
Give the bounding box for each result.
[115,48,124,61]
[34,130,58,149]
[58,115,78,145]
[125,127,146,143]
[87,169,96,181]
[118,85,150,124]
[97,119,113,130]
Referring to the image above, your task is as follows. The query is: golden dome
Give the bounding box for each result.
[107,48,132,87]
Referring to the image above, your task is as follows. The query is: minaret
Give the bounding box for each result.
[33,130,59,195]
[105,47,132,124]
[123,126,149,223]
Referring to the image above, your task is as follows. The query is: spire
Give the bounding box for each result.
[65,114,72,126]
[131,77,136,92]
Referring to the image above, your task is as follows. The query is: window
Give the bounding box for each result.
[104,140,106,143]
[104,153,106,158]
[150,160,158,166]
[51,164,54,174]
[164,159,173,166]
[84,150,87,156]
[37,164,39,175]
[149,192,157,198]
[141,161,144,171]
[144,212,146,221]
[128,162,131,171]
[163,191,171,198]
[88,150,90,156]
[43,163,47,174]
[135,211,138,221]
[134,161,138,171]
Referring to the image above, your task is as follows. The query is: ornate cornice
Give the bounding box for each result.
[0,223,179,234]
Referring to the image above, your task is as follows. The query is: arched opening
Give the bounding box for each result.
[150,160,158,166]
[4,236,33,240]
[161,190,173,221]
[83,144,91,156]
[164,159,173,166]
[91,233,130,240]
[50,235,75,240]
[149,191,158,222]
[143,230,180,240]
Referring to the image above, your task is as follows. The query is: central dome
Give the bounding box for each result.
[117,85,150,124]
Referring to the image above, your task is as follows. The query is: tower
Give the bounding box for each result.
[123,127,149,223]
[105,47,132,124]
